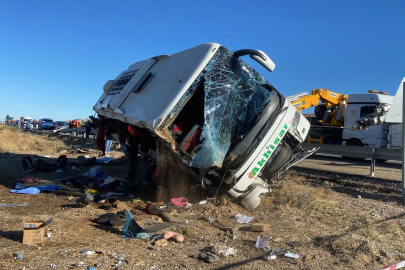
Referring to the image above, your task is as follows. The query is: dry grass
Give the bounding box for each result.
[181,227,196,238]
[0,127,66,154]
[272,181,314,208]
[262,173,405,267]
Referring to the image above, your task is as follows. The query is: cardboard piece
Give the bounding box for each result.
[251,223,270,232]
[22,218,52,244]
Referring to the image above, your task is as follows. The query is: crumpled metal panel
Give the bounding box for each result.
[190,46,274,169]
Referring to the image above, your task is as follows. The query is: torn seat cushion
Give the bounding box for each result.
[180,125,202,153]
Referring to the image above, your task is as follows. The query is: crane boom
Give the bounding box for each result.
[291,89,348,126]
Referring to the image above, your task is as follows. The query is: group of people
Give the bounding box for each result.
[15,119,41,130]
[68,119,83,129]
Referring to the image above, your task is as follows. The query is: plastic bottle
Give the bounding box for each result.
[17,252,23,260]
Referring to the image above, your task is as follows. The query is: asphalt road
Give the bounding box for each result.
[294,153,402,181]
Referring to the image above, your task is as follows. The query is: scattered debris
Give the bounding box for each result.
[235,214,254,224]
[96,157,113,163]
[251,223,270,232]
[171,197,188,207]
[95,213,125,226]
[255,235,270,249]
[378,260,405,270]
[198,252,220,263]
[162,231,184,242]
[208,245,238,257]
[20,177,38,183]
[90,166,102,176]
[23,218,53,244]
[159,211,181,223]
[0,203,28,207]
[15,182,26,189]
[79,250,96,256]
[264,255,277,260]
[122,210,151,239]
[11,185,62,194]
[75,194,94,207]
[10,187,40,194]
[271,247,283,254]
[285,252,300,259]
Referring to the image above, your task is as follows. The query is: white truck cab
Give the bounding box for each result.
[343,93,393,148]
[94,43,314,210]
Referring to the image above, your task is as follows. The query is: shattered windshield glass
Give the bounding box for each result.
[188,46,275,169]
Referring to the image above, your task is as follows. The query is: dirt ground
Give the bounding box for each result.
[1,127,405,270]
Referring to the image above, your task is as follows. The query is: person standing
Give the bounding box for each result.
[85,120,92,139]
[105,135,113,154]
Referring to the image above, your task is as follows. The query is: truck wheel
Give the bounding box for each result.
[342,139,365,160]
[261,143,292,181]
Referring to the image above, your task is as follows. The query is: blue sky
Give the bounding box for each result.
[1,0,404,121]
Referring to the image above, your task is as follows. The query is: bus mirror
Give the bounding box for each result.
[233,49,275,72]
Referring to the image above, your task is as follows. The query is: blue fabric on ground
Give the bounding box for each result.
[135,232,151,239]
[10,187,40,194]
[96,157,113,163]
[36,185,62,192]
[122,210,148,239]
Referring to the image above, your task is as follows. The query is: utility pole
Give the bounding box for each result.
[402,82,405,200]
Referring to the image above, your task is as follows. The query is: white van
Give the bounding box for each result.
[94,43,314,210]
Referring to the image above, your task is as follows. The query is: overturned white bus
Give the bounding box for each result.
[94,43,316,210]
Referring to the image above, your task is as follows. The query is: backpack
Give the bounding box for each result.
[21,156,33,170]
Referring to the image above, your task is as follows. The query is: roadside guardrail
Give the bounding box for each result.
[301,143,402,176]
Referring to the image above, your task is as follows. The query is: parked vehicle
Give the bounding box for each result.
[93,43,316,210]
[40,118,56,130]
[291,89,394,149]
[26,121,34,130]
[4,115,14,125]
[20,116,31,129]
[354,77,405,150]
[55,121,68,129]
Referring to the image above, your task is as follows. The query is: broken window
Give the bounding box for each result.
[169,46,277,170]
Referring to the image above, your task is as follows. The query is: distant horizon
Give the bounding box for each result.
[1,0,404,120]
[6,117,90,122]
